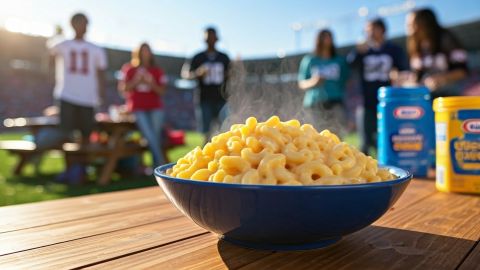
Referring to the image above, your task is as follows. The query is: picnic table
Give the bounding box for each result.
[1,115,147,185]
[0,179,479,269]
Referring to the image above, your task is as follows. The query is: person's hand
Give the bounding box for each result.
[195,65,208,78]
[391,70,417,87]
[310,75,325,87]
[132,73,143,85]
[143,73,154,85]
[356,41,369,54]
[43,105,59,116]
[424,74,446,91]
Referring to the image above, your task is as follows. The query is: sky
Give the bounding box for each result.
[0,0,479,59]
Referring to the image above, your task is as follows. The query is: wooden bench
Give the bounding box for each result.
[0,140,37,151]
[0,140,148,183]
[2,116,174,185]
[0,140,45,174]
[63,142,149,184]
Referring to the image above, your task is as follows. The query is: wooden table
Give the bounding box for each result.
[2,116,146,185]
[0,179,479,269]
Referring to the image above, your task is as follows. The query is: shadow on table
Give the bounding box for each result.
[216,225,476,269]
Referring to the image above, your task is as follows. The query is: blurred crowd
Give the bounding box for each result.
[40,8,472,168]
[298,8,469,154]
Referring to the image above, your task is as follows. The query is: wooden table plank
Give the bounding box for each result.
[2,180,478,270]
[95,181,478,270]
[388,179,435,211]
[0,187,163,233]
[237,187,480,269]
[84,233,272,270]
[238,226,476,270]
[0,217,207,269]
[459,243,480,270]
[88,226,476,270]
[375,192,480,240]
[0,202,178,255]
[77,180,441,269]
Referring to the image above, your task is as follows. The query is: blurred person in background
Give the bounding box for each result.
[36,13,107,184]
[298,29,349,136]
[118,43,167,167]
[347,18,408,154]
[404,8,468,98]
[46,13,107,147]
[182,27,230,144]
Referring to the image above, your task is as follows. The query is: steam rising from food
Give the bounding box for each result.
[218,59,345,136]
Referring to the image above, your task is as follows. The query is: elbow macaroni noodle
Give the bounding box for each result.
[167,116,396,185]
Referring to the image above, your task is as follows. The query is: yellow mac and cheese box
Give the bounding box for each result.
[433,97,480,194]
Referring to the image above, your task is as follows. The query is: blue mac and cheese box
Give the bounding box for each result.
[377,86,435,177]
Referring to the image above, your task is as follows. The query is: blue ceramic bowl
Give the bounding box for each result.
[154,163,412,251]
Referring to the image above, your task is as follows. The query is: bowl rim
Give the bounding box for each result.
[154,163,412,190]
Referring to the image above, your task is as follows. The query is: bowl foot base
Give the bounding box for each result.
[220,236,342,251]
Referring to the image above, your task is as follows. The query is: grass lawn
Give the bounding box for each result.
[0,132,204,206]
[0,131,360,206]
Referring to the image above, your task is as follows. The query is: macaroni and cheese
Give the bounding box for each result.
[167,116,396,185]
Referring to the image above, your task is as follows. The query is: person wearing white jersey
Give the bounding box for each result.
[48,13,107,145]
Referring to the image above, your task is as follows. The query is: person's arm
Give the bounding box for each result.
[298,76,324,91]
[181,54,206,80]
[148,81,166,95]
[424,69,467,91]
[346,43,367,68]
[122,74,141,92]
[389,45,413,86]
[145,69,167,95]
[181,61,194,80]
[297,56,323,91]
[424,40,468,91]
[47,41,63,82]
[117,66,142,97]
[440,47,468,84]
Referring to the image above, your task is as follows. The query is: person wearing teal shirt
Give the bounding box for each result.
[298,29,349,108]
[298,29,349,135]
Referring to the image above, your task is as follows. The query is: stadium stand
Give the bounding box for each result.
[1,19,479,131]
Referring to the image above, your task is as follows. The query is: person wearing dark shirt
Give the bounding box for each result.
[347,18,408,154]
[182,27,230,143]
[406,8,468,98]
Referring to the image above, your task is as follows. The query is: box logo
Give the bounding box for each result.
[393,106,424,119]
[462,119,480,134]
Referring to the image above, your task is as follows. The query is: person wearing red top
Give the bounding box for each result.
[118,43,167,166]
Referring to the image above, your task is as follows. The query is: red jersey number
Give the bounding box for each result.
[69,50,89,74]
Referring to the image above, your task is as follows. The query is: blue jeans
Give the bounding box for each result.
[134,109,165,166]
[34,127,69,151]
[200,101,228,136]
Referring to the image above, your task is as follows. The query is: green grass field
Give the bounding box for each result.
[0,132,204,206]
[0,132,359,206]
